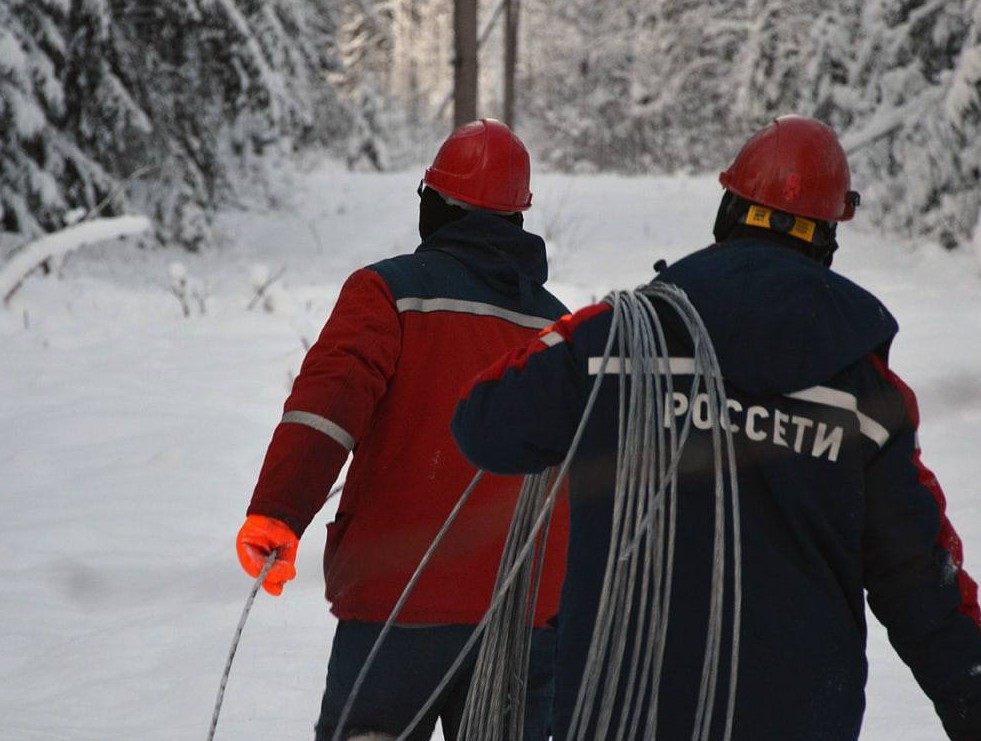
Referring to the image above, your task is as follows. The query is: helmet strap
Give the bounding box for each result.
[743,204,819,244]
[714,192,839,267]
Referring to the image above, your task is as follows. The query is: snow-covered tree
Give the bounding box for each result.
[838,0,981,248]
[5,0,981,251]
[0,0,116,239]
[515,0,656,171]
[516,0,981,248]
[333,0,449,170]
[84,0,355,248]
[2,0,357,250]
[797,1,863,126]
[518,0,816,172]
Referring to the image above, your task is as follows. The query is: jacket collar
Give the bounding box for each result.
[417,211,549,299]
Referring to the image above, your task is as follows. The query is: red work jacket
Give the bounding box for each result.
[248,213,570,625]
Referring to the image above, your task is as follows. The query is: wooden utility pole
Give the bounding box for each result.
[503,0,519,128]
[454,0,479,126]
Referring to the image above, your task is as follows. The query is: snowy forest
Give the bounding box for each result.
[4,4,981,740]
[2,0,981,254]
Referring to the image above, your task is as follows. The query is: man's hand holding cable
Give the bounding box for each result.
[236,514,299,596]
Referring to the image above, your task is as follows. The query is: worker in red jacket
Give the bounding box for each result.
[235,119,570,741]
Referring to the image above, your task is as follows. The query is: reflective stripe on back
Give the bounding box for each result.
[587,355,890,448]
[786,387,890,447]
[395,297,553,330]
[587,357,696,376]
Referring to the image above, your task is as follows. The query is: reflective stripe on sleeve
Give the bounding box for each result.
[539,331,565,347]
[281,411,355,451]
[395,297,553,330]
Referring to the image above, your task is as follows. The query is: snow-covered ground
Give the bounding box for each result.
[2,160,980,740]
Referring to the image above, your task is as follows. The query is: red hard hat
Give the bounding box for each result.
[719,115,859,222]
[423,119,532,212]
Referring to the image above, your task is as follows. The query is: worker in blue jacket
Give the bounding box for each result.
[451,116,981,741]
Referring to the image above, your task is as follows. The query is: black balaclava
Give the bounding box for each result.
[418,186,523,241]
[712,190,840,267]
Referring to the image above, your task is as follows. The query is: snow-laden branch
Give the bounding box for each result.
[204,0,289,121]
[349,0,393,46]
[840,86,945,155]
[1,215,152,305]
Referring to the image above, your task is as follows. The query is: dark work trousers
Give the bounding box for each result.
[314,620,557,741]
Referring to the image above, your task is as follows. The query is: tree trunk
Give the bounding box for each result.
[503,0,519,128]
[454,0,479,126]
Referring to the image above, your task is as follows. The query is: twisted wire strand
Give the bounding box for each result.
[654,286,742,741]
[566,289,695,741]
[574,296,654,741]
[207,552,278,741]
[468,284,741,741]
[458,472,555,741]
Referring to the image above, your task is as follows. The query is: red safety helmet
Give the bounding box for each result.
[719,115,859,222]
[423,119,532,212]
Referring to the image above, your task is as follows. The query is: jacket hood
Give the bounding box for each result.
[654,239,898,395]
[416,211,548,299]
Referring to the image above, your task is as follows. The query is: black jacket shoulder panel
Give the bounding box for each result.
[366,213,567,319]
[655,240,899,395]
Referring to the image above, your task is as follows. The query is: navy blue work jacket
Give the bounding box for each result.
[452,240,981,741]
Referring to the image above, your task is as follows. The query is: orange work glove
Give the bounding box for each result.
[235,514,299,596]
